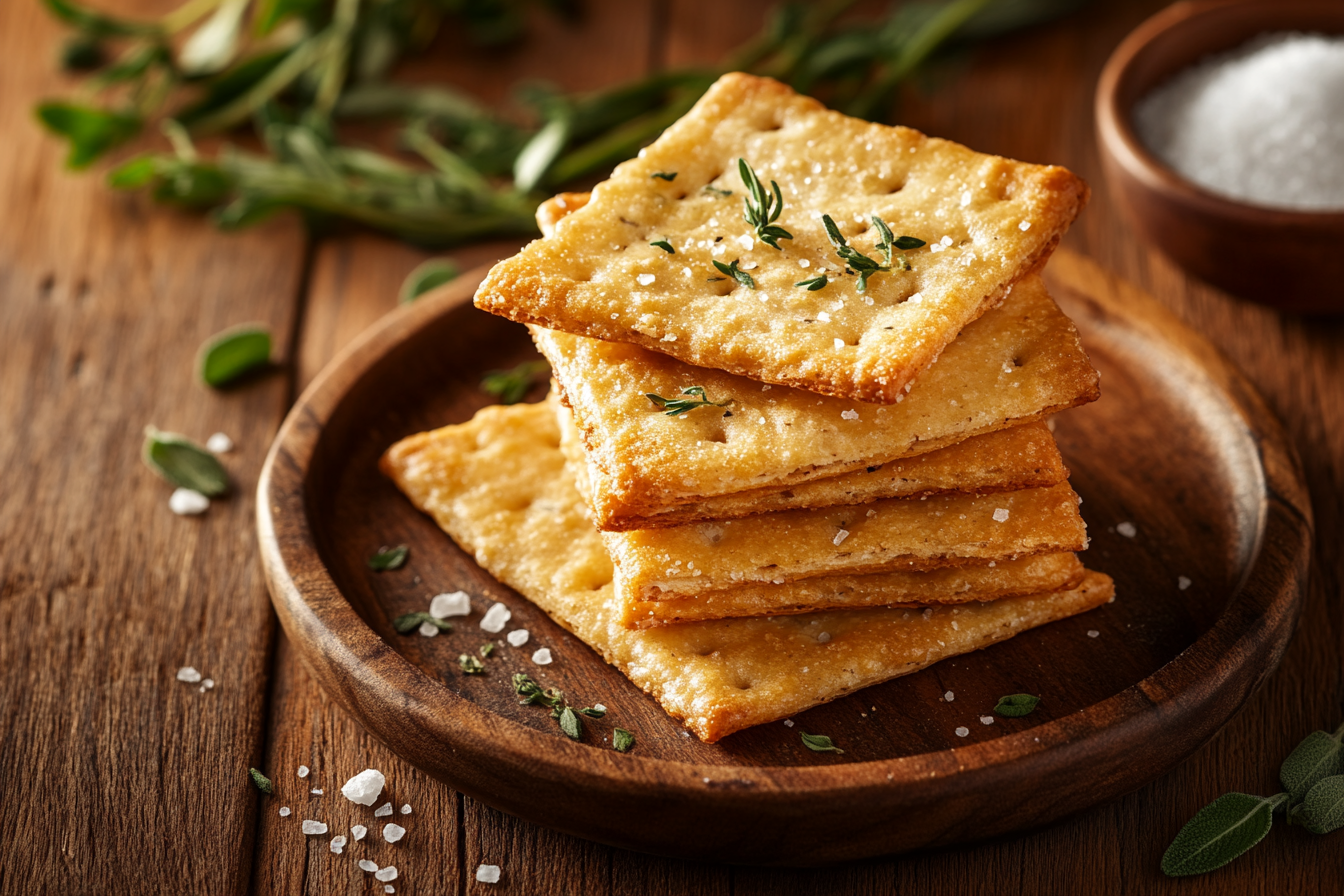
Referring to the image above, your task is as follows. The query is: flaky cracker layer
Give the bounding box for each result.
[477,73,1088,404]
[380,401,1112,742]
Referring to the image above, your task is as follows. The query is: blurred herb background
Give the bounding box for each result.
[37,0,1087,247]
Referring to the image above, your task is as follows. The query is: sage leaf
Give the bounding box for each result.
[368,545,409,571]
[1280,728,1344,801]
[399,258,459,304]
[143,427,229,496]
[198,324,271,387]
[800,731,843,753]
[558,706,582,741]
[249,767,273,794]
[613,727,635,752]
[36,101,140,168]
[994,694,1041,718]
[392,612,449,634]
[480,360,550,405]
[1161,792,1287,877]
[1297,775,1344,834]
[458,654,485,674]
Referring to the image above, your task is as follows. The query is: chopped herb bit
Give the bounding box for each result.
[795,274,828,291]
[479,642,495,658]
[645,385,732,417]
[613,728,635,752]
[650,238,675,253]
[558,706,583,740]
[249,768,274,794]
[651,171,677,181]
[800,731,844,753]
[142,427,229,496]
[703,185,732,198]
[459,654,485,674]
[513,673,564,709]
[578,706,606,718]
[712,258,756,289]
[994,693,1041,717]
[393,612,450,634]
[822,214,924,291]
[198,324,272,387]
[368,544,409,571]
[399,258,459,304]
[738,158,792,249]
[480,360,550,405]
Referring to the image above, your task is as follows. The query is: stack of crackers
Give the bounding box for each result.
[383,74,1114,744]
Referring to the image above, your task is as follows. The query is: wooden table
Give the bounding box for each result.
[3,1,1340,893]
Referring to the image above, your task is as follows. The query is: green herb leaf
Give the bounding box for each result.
[737,158,792,249]
[993,694,1041,718]
[43,0,161,38]
[578,706,606,718]
[513,673,565,709]
[613,727,635,752]
[558,706,583,740]
[800,731,844,753]
[645,385,732,417]
[1280,728,1344,801]
[459,654,485,674]
[712,258,756,289]
[399,258,460,304]
[821,214,924,291]
[61,36,106,71]
[1161,792,1287,877]
[392,612,450,634]
[197,324,271,387]
[649,238,675,254]
[651,171,677,181]
[703,185,732,198]
[479,642,495,658]
[368,544,409,571]
[894,235,927,250]
[249,767,273,794]
[36,102,141,169]
[1296,775,1344,834]
[795,274,828,291]
[480,360,550,405]
[142,427,229,496]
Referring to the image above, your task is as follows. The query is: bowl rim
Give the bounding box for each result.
[1095,0,1344,225]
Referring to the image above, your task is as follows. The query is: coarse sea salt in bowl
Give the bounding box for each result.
[1096,0,1344,313]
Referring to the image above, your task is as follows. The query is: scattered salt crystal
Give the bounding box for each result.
[383,823,406,843]
[1087,630,1100,639]
[817,632,832,644]
[385,888,395,894]
[817,311,831,322]
[636,273,656,286]
[832,528,850,546]
[301,820,327,835]
[417,620,439,637]
[740,262,757,271]
[960,190,972,207]
[430,591,471,618]
[169,488,210,515]
[310,788,323,795]
[359,859,379,873]
[279,807,291,817]
[351,824,367,840]
[992,508,1010,523]
[330,835,347,854]
[176,666,202,683]
[297,765,310,778]
[955,727,970,737]
[201,678,214,690]
[945,690,955,702]
[798,259,810,268]
[341,769,385,806]
[206,432,233,453]
[784,719,794,727]
[1117,521,1137,538]
[980,716,994,726]
[400,803,412,815]
[480,602,511,633]
[940,235,953,247]
[532,647,553,665]
[922,608,933,620]
[833,338,845,350]
[1018,220,1031,231]
[1178,576,1192,590]
[841,409,859,421]
[374,802,393,817]
[594,704,606,712]
[477,864,502,884]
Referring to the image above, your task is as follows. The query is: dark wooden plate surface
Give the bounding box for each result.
[257,250,1311,865]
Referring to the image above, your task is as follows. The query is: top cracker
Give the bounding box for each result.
[476,73,1089,404]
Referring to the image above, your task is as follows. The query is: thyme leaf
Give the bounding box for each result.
[993,694,1041,718]
[649,238,675,253]
[249,767,273,794]
[613,727,635,752]
[794,274,828,291]
[392,612,450,634]
[480,359,550,405]
[645,385,732,417]
[651,171,677,181]
[800,731,843,753]
[458,654,485,674]
[558,706,583,740]
[712,258,755,289]
[368,544,409,571]
[821,214,924,291]
[738,157,792,249]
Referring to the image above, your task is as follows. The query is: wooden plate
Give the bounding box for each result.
[257,250,1311,865]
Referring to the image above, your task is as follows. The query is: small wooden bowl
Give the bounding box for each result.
[1096,0,1344,314]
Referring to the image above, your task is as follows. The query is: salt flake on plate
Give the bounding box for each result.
[430,590,471,618]
[374,801,393,817]
[301,820,327,835]
[532,647,553,666]
[1117,521,1137,538]
[176,666,202,683]
[477,864,502,884]
[506,629,530,647]
[480,602,511,633]
[383,823,406,843]
[359,859,379,873]
[351,824,367,840]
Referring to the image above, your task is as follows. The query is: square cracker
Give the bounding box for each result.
[537,272,1098,530]
[623,552,1085,628]
[380,400,1113,742]
[475,73,1089,404]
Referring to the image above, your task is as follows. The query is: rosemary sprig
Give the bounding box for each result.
[645,386,732,417]
[738,158,792,250]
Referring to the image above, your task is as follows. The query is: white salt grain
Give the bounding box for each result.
[310,788,323,795]
[944,690,955,702]
[636,273,656,286]
[374,802,393,817]
[832,528,850,546]
[477,864,502,884]
[176,666,202,683]
[301,820,327,835]
[200,678,214,691]
[506,629,530,647]
[341,769,385,806]
[480,602,511,633]
[817,632,832,644]
[992,508,1010,523]
[279,807,291,817]
[385,888,395,894]
[1087,630,1100,639]
[417,620,439,637]
[1018,220,1031,231]
[841,409,859,421]
[400,803,412,815]
[430,590,471,618]
[1117,521,1137,538]
[359,859,379,873]
[980,716,994,726]
[955,726,970,737]
[383,823,406,843]
[784,719,794,727]
[297,765,309,778]
[169,488,210,515]
[330,835,347,853]
[206,432,234,453]
[1178,576,1192,591]
[833,338,845,350]
[532,647,553,665]
[351,825,367,840]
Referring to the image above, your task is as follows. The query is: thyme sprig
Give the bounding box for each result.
[645,386,732,417]
[738,158,792,250]
[511,673,610,744]
[712,258,756,289]
[822,214,925,292]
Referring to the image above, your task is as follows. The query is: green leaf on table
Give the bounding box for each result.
[36,102,141,169]
[993,694,1041,718]
[248,767,273,794]
[480,360,550,405]
[142,427,229,496]
[1296,775,1344,834]
[197,324,271,387]
[399,258,460,304]
[1281,728,1344,801]
[613,727,635,752]
[368,544,409,571]
[459,654,485,674]
[43,0,160,38]
[392,612,450,634]
[61,36,107,71]
[252,0,324,36]
[558,706,583,741]
[1161,792,1287,877]
[800,732,843,753]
